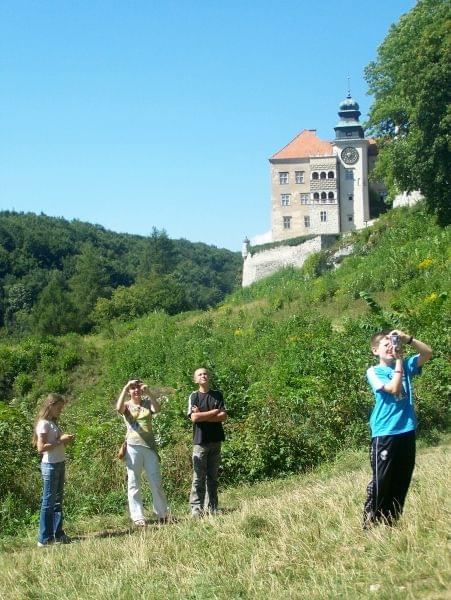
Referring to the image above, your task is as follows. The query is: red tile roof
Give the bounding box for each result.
[270,129,333,160]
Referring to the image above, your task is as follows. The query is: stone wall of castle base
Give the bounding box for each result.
[242,236,327,287]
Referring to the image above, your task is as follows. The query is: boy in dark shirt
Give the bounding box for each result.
[187,367,227,517]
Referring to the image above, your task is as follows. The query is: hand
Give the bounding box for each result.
[59,433,75,444]
[141,384,149,394]
[191,405,199,413]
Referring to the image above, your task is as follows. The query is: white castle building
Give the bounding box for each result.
[242,92,387,286]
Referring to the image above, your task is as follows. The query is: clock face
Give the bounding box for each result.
[341,146,359,165]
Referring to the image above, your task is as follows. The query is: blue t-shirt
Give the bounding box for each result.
[366,355,422,437]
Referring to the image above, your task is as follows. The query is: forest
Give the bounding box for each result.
[0,211,241,337]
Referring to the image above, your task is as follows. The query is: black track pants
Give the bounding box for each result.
[363,430,416,527]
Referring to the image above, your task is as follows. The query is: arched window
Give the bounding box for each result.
[328,191,335,201]
[328,171,335,179]
[321,192,327,200]
[312,172,319,180]
[313,192,320,200]
[320,171,327,179]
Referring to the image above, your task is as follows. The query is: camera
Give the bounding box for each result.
[390,333,401,353]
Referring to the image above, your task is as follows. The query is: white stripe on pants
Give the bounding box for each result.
[125,444,168,521]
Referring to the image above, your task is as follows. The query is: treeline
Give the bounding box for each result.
[0,203,449,535]
[0,212,241,336]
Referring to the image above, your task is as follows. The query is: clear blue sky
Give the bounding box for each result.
[0,0,416,251]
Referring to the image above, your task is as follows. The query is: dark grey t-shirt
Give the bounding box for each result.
[187,390,226,444]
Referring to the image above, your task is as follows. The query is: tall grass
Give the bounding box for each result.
[1,437,449,599]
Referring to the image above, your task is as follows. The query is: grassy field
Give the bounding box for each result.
[1,437,449,600]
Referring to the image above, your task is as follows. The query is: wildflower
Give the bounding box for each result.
[424,293,438,302]
[234,329,243,336]
[418,258,435,269]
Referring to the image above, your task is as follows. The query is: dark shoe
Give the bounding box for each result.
[55,534,72,544]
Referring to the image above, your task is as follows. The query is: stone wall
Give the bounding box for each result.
[242,236,325,287]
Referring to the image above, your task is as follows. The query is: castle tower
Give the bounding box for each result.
[332,90,370,230]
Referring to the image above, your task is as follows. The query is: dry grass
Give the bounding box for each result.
[1,440,449,600]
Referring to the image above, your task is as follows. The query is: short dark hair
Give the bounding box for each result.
[371,330,390,348]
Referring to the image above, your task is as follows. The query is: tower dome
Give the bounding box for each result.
[339,93,360,112]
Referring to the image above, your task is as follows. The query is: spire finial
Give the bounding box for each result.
[347,75,351,98]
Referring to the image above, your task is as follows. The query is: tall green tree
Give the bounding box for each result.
[32,271,76,336]
[69,243,111,332]
[365,0,451,225]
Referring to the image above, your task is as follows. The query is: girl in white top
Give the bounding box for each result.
[33,393,75,546]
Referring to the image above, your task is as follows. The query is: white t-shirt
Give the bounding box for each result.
[35,419,66,463]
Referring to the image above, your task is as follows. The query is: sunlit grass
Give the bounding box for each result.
[1,438,449,599]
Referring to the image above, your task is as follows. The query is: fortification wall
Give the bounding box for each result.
[242,236,324,287]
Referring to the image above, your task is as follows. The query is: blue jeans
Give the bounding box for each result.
[39,461,65,544]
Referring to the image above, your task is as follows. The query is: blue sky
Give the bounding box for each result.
[0,0,416,251]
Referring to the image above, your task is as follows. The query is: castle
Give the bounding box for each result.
[242,91,387,286]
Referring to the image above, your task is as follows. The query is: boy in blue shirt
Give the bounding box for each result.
[363,329,432,529]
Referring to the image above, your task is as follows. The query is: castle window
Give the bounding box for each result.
[313,192,320,201]
[345,169,354,180]
[279,172,289,185]
[312,172,319,180]
[328,171,335,179]
[300,194,309,204]
[347,215,353,222]
[304,216,310,228]
[283,216,292,229]
[348,194,353,201]
[320,172,327,179]
[321,192,327,201]
[295,171,304,184]
[328,192,335,201]
[320,211,327,222]
[281,194,291,206]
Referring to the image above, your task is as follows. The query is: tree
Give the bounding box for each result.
[32,271,76,336]
[69,243,111,332]
[139,228,176,276]
[365,0,451,225]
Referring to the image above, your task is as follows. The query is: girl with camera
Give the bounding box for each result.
[116,379,169,526]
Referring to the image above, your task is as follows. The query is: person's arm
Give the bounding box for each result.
[409,337,432,367]
[207,410,227,422]
[381,357,404,396]
[190,408,221,422]
[37,432,74,453]
[116,381,133,414]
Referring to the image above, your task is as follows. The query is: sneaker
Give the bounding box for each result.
[37,541,53,547]
[55,534,72,544]
[134,519,147,527]
[191,509,203,519]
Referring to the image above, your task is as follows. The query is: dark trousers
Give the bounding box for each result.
[189,442,221,512]
[363,430,416,528]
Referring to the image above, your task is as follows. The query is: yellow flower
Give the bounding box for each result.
[425,292,438,302]
[234,329,243,336]
[418,258,435,269]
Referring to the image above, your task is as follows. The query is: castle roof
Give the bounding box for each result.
[270,129,333,160]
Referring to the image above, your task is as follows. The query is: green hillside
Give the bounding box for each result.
[0,202,449,536]
[0,211,241,336]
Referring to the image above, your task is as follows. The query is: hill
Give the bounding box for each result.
[0,437,449,599]
[0,211,241,336]
[0,202,449,535]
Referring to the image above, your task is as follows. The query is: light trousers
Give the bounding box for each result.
[125,444,168,521]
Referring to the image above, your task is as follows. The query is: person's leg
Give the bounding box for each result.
[388,431,416,522]
[38,462,57,544]
[206,443,221,512]
[53,462,66,540]
[125,444,146,523]
[142,448,169,519]
[363,436,396,528]
[189,444,208,515]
